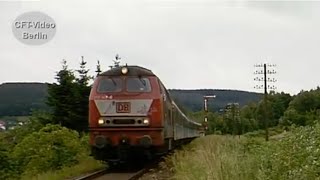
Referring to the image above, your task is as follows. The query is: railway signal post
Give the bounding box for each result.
[203,95,216,133]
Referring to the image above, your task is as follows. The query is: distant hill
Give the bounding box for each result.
[0,83,262,116]
[169,89,262,112]
[0,83,49,116]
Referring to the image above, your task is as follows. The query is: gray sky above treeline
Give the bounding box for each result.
[1,0,319,95]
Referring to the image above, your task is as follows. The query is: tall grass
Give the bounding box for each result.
[170,124,320,180]
[169,135,261,180]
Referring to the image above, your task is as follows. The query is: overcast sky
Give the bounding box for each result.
[1,0,319,95]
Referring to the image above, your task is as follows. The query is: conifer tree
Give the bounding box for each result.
[74,56,92,132]
[47,60,78,129]
[47,58,93,132]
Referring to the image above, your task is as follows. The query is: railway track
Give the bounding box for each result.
[73,159,159,180]
[74,168,147,180]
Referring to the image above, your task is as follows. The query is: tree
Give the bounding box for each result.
[268,92,292,126]
[222,103,241,135]
[47,60,78,130]
[74,56,92,132]
[282,88,320,126]
[255,98,273,130]
[47,58,93,132]
[290,89,320,114]
[0,140,16,179]
[240,103,259,132]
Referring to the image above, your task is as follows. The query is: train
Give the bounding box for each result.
[89,65,204,163]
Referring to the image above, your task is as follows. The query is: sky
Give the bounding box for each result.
[0,0,320,95]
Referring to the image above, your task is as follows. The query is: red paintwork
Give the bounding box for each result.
[89,128,163,146]
[89,76,165,147]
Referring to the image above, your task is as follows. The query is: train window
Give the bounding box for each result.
[126,77,151,92]
[97,77,123,92]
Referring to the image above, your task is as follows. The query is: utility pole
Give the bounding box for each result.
[203,95,216,133]
[254,63,276,141]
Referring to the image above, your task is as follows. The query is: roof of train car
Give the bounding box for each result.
[99,66,156,76]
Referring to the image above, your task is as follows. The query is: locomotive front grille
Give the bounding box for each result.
[98,117,150,127]
[113,119,135,124]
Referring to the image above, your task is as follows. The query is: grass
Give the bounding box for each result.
[168,124,320,180]
[20,157,105,180]
[244,126,286,138]
[168,135,262,180]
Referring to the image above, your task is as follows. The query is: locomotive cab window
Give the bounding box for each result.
[97,77,123,92]
[126,77,151,92]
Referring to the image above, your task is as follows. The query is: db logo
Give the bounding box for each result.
[116,102,131,113]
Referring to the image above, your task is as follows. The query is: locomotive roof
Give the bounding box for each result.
[99,66,156,76]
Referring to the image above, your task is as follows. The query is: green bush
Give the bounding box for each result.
[255,124,320,179]
[79,133,90,154]
[12,124,87,177]
[2,111,50,150]
[0,141,17,180]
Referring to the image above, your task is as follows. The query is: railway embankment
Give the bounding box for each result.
[160,124,320,180]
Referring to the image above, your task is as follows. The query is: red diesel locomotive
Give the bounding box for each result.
[89,65,203,162]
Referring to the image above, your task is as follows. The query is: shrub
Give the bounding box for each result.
[0,140,17,179]
[256,124,320,179]
[12,124,87,177]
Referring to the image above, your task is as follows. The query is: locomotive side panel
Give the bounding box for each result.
[158,80,174,139]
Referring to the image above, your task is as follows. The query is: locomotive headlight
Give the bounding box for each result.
[98,119,104,125]
[143,118,149,124]
[121,67,128,74]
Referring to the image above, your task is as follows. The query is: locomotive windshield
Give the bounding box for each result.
[97,77,151,93]
[97,77,122,92]
[126,77,151,92]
